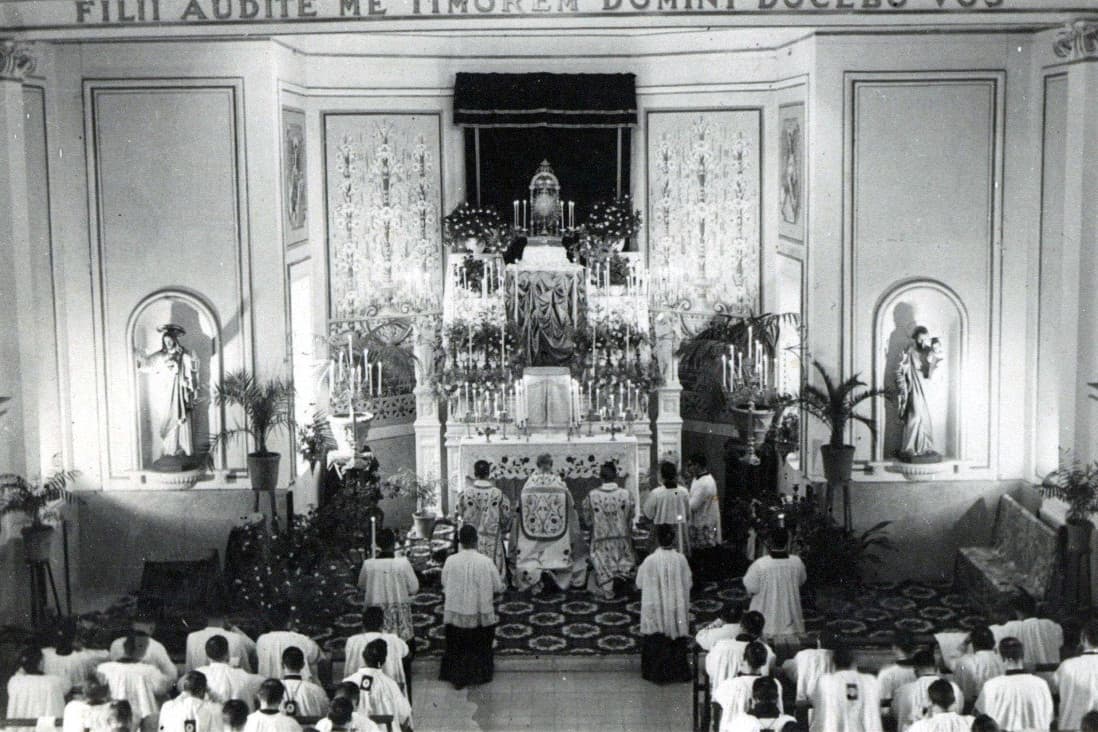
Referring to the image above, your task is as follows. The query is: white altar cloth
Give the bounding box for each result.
[452,432,641,519]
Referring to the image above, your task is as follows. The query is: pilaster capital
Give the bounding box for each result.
[0,41,37,82]
[1053,20,1098,60]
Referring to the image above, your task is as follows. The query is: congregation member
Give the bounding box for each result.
[185,613,256,673]
[440,524,505,689]
[905,680,973,732]
[513,453,584,593]
[891,650,963,732]
[953,626,1004,707]
[106,701,134,732]
[357,529,420,645]
[63,677,113,732]
[344,606,410,690]
[686,453,721,553]
[158,671,223,732]
[331,683,380,732]
[242,681,301,732]
[221,700,250,732]
[280,647,329,717]
[696,605,743,651]
[974,637,1053,732]
[743,528,807,637]
[876,631,918,704]
[782,639,835,704]
[1054,619,1098,732]
[457,459,512,579]
[713,641,785,721]
[256,603,325,680]
[971,715,1000,732]
[636,523,693,684]
[707,611,777,690]
[991,596,1063,669]
[579,461,637,599]
[811,643,883,732]
[314,697,380,732]
[6,646,68,727]
[643,462,691,555]
[194,635,264,710]
[44,618,110,693]
[97,634,172,724]
[343,639,413,732]
[109,616,178,685]
[717,676,796,732]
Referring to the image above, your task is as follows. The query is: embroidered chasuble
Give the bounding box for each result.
[513,471,584,591]
[581,483,636,597]
[458,481,513,578]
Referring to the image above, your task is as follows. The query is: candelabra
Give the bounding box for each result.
[497,411,514,441]
[601,420,625,442]
[478,425,499,443]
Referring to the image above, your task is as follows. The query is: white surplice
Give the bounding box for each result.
[6,672,68,727]
[344,632,410,688]
[281,676,330,718]
[892,677,963,732]
[974,672,1054,732]
[43,648,110,693]
[242,709,302,732]
[705,639,778,690]
[742,553,807,636]
[954,651,1005,703]
[441,547,505,627]
[635,546,692,639]
[721,711,797,732]
[185,627,256,673]
[642,485,692,555]
[109,637,178,684]
[1054,652,1098,731]
[342,668,412,730]
[906,712,975,732]
[876,663,917,702]
[688,472,721,547]
[62,700,112,732]
[314,714,381,732]
[713,676,785,718]
[192,662,263,710]
[783,648,834,703]
[811,670,883,732]
[991,619,1063,668]
[255,631,322,680]
[157,694,224,732]
[357,557,420,642]
[96,660,170,721]
[696,622,741,652]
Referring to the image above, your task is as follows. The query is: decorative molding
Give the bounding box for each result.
[0,41,36,81]
[1053,20,1098,60]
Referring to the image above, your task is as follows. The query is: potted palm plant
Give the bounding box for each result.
[382,468,442,539]
[210,370,295,493]
[798,360,889,485]
[0,468,80,562]
[1041,456,1098,553]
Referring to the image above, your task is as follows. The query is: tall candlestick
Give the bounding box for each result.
[522,200,527,230]
[370,515,377,557]
[513,200,519,228]
[376,362,383,397]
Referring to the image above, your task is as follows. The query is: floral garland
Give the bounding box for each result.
[584,195,642,241]
[443,203,507,253]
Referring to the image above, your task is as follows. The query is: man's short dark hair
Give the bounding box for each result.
[689,453,707,469]
[720,604,743,624]
[181,671,208,696]
[258,679,286,705]
[972,715,1001,732]
[365,638,388,667]
[328,697,354,726]
[970,625,995,651]
[832,642,855,670]
[473,460,491,480]
[222,700,250,729]
[659,461,678,485]
[912,649,936,671]
[893,630,917,655]
[267,602,293,629]
[19,646,42,674]
[1083,619,1098,648]
[459,524,478,548]
[751,676,780,707]
[282,646,305,672]
[378,528,396,552]
[334,682,360,700]
[108,701,133,728]
[600,462,618,481]
[769,528,790,551]
[998,636,1024,663]
[362,606,384,631]
[744,641,769,672]
[928,679,955,710]
[741,611,765,638]
[205,634,229,662]
[655,523,676,548]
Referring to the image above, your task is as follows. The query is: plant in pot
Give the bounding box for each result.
[0,467,80,562]
[1041,456,1098,554]
[798,360,889,485]
[382,467,442,540]
[210,370,295,496]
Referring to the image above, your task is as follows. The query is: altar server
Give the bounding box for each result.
[109,616,178,684]
[158,671,224,732]
[279,647,329,718]
[357,529,420,644]
[974,638,1053,732]
[62,677,113,732]
[439,524,505,689]
[96,634,172,723]
[953,626,1005,706]
[1054,619,1098,732]
[810,643,883,732]
[256,603,325,681]
[185,614,256,673]
[580,461,637,599]
[643,462,692,555]
[876,631,919,704]
[687,453,721,549]
[636,523,693,684]
[344,607,409,690]
[195,635,264,710]
[991,596,1063,669]
[6,646,68,729]
[707,612,777,690]
[314,697,380,732]
[717,676,797,732]
[242,681,301,732]
[713,642,786,721]
[342,640,413,732]
[221,700,249,732]
[107,701,134,732]
[44,619,110,694]
[783,641,835,704]
[696,605,743,651]
[892,650,963,732]
[513,454,583,593]
[457,459,512,579]
[743,528,807,637]
[905,680,974,732]
[330,684,380,732]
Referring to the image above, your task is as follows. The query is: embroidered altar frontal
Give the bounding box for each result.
[453,433,641,517]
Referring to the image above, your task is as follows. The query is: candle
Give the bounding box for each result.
[522,200,527,230]
[721,354,728,389]
[513,200,519,228]
[376,362,383,397]
[746,326,753,361]
[371,515,377,557]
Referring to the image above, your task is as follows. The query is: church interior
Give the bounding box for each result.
[2,3,1098,730]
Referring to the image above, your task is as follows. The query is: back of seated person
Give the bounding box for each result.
[280,646,329,717]
[7,645,69,724]
[314,696,380,732]
[877,631,919,703]
[697,605,743,651]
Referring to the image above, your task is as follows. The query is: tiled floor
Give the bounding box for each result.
[411,663,692,731]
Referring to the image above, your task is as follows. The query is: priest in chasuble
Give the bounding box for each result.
[580,461,637,599]
[512,454,586,592]
[457,460,513,579]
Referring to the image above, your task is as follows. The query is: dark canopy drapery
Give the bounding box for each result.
[453,72,638,128]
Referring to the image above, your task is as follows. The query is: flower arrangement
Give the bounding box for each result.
[575,235,632,286]
[1041,454,1098,525]
[296,411,338,470]
[584,195,642,242]
[443,203,507,253]
[381,467,444,516]
[0,466,80,527]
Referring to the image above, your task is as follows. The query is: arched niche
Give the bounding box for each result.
[126,290,223,471]
[873,280,967,462]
